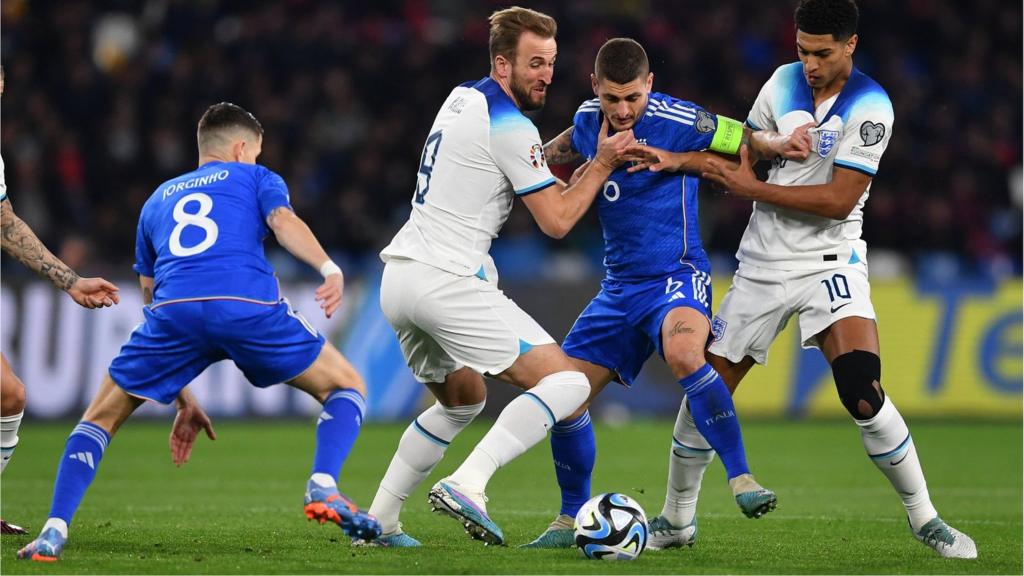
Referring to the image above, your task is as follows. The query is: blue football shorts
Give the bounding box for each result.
[562,267,712,386]
[108,298,325,404]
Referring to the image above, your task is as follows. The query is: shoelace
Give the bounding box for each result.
[921,523,955,546]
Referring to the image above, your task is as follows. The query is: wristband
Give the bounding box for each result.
[709,115,744,155]
[319,260,342,278]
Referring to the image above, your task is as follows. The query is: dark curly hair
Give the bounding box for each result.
[794,0,859,41]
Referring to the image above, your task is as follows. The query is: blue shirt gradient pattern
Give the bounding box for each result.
[134,161,292,304]
[572,93,716,281]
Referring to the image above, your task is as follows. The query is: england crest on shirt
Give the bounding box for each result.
[815,129,839,158]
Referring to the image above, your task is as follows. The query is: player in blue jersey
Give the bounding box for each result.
[523,38,811,549]
[17,103,382,562]
[603,0,977,559]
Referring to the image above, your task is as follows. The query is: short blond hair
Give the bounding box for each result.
[488,7,557,68]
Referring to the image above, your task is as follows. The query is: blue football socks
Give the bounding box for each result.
[550,410,595,518]
[312,388,366,479]
[678,363,750,480]
[48,422,111,524]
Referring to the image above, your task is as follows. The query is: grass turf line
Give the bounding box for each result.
[1,420,1020,574]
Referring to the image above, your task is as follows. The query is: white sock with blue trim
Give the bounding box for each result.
[662,397,715,527]
[369,400,484,534]
[1,411,23,474]
[856,397,937,531]
[449,371,589,493]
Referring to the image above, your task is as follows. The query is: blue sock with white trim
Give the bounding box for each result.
[550,411,595,517]
[311,389,366,483]
[678,363,749,480]
[47,421,111,526]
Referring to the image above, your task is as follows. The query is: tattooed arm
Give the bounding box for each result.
[1,198,120,308]
[139,275,154,305]
[542,126,581,166]
[2,197,79,290]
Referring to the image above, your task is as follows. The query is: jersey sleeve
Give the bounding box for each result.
[833,94,894,177]
[661,101,717,153]
[746,72,777,132]
[571,100,600,159]
[132,207,156,277]
[490,116,557,196]
[255,166,292,219]
[0,153,7,202]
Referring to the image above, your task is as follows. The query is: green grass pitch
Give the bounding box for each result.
[1,419,1020,574]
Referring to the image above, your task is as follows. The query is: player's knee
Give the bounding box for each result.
[831,350,884,419]
[665,347,706,380]
[0,376,26,415]
[565,400,591,422]
[438,399,486,427]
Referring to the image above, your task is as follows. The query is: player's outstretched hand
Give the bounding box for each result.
[170,401,217,467]
[780,121,815,160]
[67,277,120,309]
[315,272,344,319]
[621,143,678,173]
[702,144,758,198]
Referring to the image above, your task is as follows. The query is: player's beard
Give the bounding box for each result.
[511,75,547,111]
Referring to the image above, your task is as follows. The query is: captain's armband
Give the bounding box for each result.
[708,115,744,155]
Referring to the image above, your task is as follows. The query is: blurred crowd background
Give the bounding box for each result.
[1,0,1021,284]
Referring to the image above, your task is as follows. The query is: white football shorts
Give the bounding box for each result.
[379,258,555,383]
[708,262,876,365]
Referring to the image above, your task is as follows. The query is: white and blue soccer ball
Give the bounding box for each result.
[573,493,648,560]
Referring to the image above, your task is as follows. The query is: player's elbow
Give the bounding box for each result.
[828,200,858,220]
[538,218,571,239]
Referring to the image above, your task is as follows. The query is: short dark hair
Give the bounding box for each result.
[197,102,263,151]
[794,0,859,41]
[488,7,557,67]
[595,38,649,84]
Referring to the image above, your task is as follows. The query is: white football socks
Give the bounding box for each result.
[856,397,938,531]
[1,411,24,474]
[661,398,714,527]
[447,371,589,493]
[369,400,484,534]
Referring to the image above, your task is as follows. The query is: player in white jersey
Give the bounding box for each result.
[0,67,122,537]
[625,0,977,559]
[367,7,635,547]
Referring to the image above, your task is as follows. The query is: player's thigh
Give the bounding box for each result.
[380,260,477,384]
[109,303,221,405]
[0,352,26,415]
[213,299,328,392]
[287,342,366,403]
[562,284,653,387]
[628,268,712,373]
[659,306,713,377]
[707,264,791,366]
[794,266,878,358]
[414,270,556,385]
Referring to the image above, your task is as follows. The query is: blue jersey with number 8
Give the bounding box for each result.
[134,161,291,305]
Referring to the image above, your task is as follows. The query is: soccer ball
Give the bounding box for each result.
[573,493,648,560]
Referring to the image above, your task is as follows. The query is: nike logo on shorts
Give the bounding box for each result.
[830,302,851,313]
